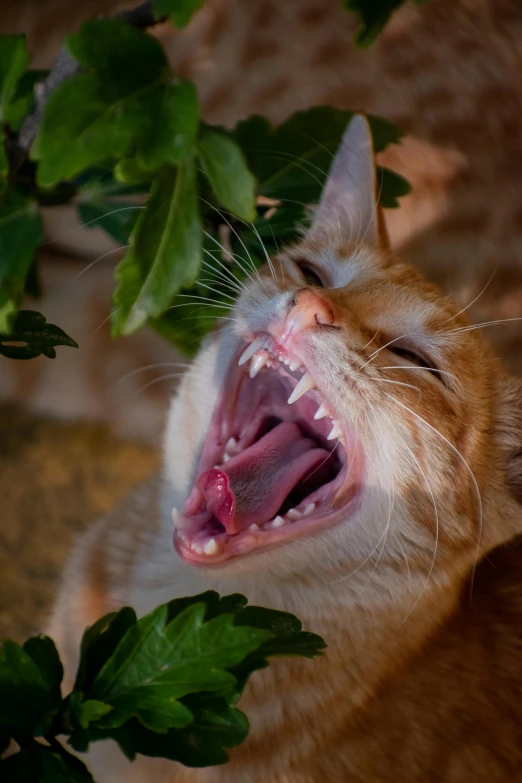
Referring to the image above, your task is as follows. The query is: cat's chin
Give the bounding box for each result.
[173,334,364,567]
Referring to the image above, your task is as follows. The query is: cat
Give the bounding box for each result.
[49,115,522,782]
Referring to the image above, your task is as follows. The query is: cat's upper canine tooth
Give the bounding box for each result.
[250,351,269,378]
[238,335,265,366]
[288,372,315,404]
[172,508,191,530]
[225,437,238,455]
[314,403,329,420]
[327,420,343,441]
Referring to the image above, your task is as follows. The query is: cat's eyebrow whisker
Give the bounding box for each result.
[382,392,483,598]
[131,372,188,399]
[198,276,242,297]
[200,200,261,281]
[445,264,498,323]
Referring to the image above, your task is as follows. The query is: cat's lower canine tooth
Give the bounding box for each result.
[203,538,218,556]
[288,372,315,404]
[314,402,329,420]
[327,421,343,440]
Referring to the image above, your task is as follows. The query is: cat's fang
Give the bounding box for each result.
[238,335,265,366]
[288,372,315,404]
[327,421,343,440]
[250,351,269,378]
[225,437,238,455]
[314,403,329,420]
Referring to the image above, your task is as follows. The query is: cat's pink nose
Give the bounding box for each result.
[285,288,334,334]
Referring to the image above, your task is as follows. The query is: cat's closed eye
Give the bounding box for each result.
[388,343,442,382]
[294,260,325,288]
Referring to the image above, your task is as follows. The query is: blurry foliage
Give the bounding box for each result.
[0,591,325,780]
[0,0,416,360]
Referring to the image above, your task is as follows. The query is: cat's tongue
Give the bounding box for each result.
[196,422,329,534]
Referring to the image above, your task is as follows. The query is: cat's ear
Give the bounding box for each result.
[308,114,383,247]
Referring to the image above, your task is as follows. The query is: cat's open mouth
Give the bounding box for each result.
[173,333,363,565]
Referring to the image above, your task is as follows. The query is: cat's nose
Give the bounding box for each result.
[286,288,334,334]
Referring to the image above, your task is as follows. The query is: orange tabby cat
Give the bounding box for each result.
[50,116,522,782]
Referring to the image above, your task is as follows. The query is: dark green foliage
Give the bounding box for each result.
[343,0,425,46]
[0,592,325,780]
[0,5,414,360]
[0,310,78,359]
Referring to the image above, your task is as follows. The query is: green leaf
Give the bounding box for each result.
[197,127,257,222]
[0,638,62,736]
[153,0,205,27]
[0,310,78,360]
[138,79,199,169]
[77,200,140,245]
[343,0,409,46]
[377,165,411,208]
[68,692,113,730]
[0,34,30,122]
[0,139,8,195]
[0,742,94,783]
[112,159,202,336]
[234,107,405,207]
[74,608,136,692]
[0,191,43,332]
[33,20,171,187]
[89,602,271,733]
[22,636,63,704]
[3,70,47,131]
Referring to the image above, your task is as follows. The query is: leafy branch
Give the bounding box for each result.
[0,0,417,361]
[0,592,326,780]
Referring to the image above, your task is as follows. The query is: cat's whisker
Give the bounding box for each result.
[378,366,459,385]
[41,205,144,247]
[360,334,410,370]
[73,246,128,281]
[198,276,242,297]
[382,392,483,598]
[370,377,422,399]
[195,281,238,303]
[250,221,277,282]
[131,372,188,400]
[200,201,261,281]
[445,265,498,323]
[203,228,259,286]
[449,316,522,334]
[201,254,246,293]
[115,362,192,385]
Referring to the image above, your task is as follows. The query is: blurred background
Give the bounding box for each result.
[1,0,522,641]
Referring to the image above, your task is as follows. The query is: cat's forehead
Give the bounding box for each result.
[287,239,385,289]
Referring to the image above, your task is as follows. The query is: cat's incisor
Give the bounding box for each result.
[50,116,522,782]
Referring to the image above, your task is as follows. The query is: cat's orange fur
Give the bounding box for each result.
[49,117,522,781]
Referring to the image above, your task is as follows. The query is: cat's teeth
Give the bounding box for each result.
[287,372,315,404]
[314,403,329,420]
[172,508,191,530]
[223,453,230,463]
[203,538,219,556]
[225,437,238,455]
[302,502,316,516]
[250,351,269,378]
[271,515,286,528]
[287,508,302,521]
[249,523,259,531]
[238,335,265,366]
[327,420,343,440]
[289,359,301,372]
